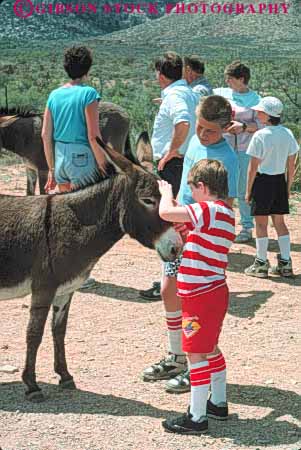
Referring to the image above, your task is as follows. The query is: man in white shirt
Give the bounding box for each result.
[151,52,197,196]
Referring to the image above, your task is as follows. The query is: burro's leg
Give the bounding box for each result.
[26,166,37,196]
[22,293,53,402]
[38,169,48,195]
[52,293,76,390]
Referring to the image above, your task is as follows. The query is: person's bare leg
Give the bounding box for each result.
[255,215,269,261]
[142,271,185,381]
[271,214,292,274]
[271,214,288,236]
[161,274,184,356]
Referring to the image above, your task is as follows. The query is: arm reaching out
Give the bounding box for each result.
[158,180,191,222]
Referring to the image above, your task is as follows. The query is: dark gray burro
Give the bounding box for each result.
[0,102,131,195]
[0,139,182,402]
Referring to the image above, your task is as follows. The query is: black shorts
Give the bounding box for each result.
[250,173,289,216]
[157,157,183,197]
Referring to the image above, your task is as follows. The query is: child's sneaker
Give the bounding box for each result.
[165,368,190,393]
[138,281,161,300]
[244,258,269,278]
[162,411,208,435]
[207,398,228,420]
[142,354,187,381]
[270,254,294,277]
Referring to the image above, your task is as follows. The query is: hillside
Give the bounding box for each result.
[0,0,173,44]
[0,0,300,59]
[87,1,301,60]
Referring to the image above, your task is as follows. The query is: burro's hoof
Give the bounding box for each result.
[25,390,45,403]
[59,378,77,390]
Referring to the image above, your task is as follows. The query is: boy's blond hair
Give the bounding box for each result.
[188,159,228,199]
[196,95,232,129]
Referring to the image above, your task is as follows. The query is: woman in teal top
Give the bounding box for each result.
[42,45,107,193]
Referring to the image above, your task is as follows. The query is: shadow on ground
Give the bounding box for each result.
[229,290,273,318]
[228,252,257,272]
[0,382,300,447]
[77,281,155,303]
[233,239,301,253]
[0,381,176,417]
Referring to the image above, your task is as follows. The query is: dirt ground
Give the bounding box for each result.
[0,164,300,450]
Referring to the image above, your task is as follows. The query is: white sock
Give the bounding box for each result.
[278,234,290,261]
[189,361,210,421]
[211,370,227,404]
[165,310,184,355]
[256,237,269,261]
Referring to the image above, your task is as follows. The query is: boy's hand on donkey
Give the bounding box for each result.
[158,179,173,196]
[173,222,190,241]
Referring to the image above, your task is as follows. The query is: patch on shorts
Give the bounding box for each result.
[182,316,201,338]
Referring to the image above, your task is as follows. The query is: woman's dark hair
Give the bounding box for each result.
[63,46,93,80]
[268,116,281,125]
[224,60,251,85]
[154,52,183,81]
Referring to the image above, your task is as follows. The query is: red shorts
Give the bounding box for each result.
[181,284,229,354]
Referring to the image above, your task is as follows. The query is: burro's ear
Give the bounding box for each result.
[0,115,19,128]
[136,131,154,172]
[96,136,134,175]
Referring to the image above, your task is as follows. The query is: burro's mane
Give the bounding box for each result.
[0,107,40,118]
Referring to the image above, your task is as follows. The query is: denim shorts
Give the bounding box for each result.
[54,141,100,188]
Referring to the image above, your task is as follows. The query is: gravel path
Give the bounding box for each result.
[0,165,300,450]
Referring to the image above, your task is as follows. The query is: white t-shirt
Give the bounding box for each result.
[247,125,299,175]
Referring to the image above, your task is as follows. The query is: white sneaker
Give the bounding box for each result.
[143,354,187,381]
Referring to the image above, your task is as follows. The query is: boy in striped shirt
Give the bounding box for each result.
[158,159,235,435]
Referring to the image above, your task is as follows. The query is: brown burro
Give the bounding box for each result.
[0,102,132,195]
[0,138,182,402]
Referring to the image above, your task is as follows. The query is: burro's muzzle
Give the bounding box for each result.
[154,227,183,262]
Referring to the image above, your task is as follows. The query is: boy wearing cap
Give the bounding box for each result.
[244,96,299,278]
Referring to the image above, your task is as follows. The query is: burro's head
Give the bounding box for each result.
[98,137,183,262]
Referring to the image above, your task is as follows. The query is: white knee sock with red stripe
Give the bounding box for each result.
[165,310,184,355]
[208,353,227,405]
[189,360,211,421]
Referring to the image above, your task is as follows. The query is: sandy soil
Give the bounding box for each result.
[0,164,300,450]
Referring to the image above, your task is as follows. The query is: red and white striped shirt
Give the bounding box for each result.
[177,200,235,298]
